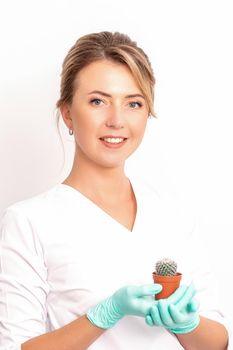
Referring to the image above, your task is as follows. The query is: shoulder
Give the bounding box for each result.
[131,175,196,238]
[2,185,60,218]
[131,175,192,215]
[0,184,76,251]
[0,184,75,236]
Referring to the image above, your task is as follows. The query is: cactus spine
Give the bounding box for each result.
[155,258,177,276]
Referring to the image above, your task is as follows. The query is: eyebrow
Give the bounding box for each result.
[87,90,145,99]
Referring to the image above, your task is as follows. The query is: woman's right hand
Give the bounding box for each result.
[86,284,162,329]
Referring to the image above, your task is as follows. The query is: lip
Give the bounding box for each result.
[100,135,128,139]
[99,136,128,149]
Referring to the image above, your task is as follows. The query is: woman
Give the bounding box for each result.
[0,31,230,349]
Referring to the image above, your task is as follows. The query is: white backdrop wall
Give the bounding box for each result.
[0,0,232,316]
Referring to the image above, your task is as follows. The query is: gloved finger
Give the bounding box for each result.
[176,284,196,310]
[145,314,154,326]
[130,284,162,298]
[149,304,164,327]
[169,303,187,324]
[167,285,187,304]
[133,296,159,316]
[157,299,174,327]
[187,298,200,313]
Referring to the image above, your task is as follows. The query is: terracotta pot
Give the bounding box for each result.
[152,272,182,300]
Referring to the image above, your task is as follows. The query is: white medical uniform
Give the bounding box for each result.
[0,177,232,349]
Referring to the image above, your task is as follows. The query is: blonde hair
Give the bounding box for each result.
[56,32,156,170]
[56,31,155,113]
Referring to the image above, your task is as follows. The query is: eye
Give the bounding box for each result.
[90,98,103,106]
[129,101,143,109]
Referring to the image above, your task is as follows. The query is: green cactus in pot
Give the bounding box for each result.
[152,258,182,299]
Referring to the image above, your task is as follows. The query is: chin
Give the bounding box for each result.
[95,158,126,169]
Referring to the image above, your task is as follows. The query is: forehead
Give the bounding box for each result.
[74,60,142,95]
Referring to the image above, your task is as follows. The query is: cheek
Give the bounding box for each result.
[73,111,97,133]
[75,125,93,146]
[74,118,100,150]
[73,105,103,129]
[132,117,148,136]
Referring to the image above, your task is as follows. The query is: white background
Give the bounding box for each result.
[0,0,232,315]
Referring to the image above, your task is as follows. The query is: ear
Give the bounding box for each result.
[60,103,73,129]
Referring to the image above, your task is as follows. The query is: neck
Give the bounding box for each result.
[62,150,131,203]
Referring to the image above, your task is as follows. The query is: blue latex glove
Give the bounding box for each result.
[146,284,200,334]
[86,284,162,329]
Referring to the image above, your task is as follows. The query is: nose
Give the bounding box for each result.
[105,105,124,129]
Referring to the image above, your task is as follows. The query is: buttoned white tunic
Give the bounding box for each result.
[0,177,232,349]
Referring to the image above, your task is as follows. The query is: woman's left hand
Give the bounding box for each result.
[145,284,200,334]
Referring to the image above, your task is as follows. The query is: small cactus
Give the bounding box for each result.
[155,258,177,276]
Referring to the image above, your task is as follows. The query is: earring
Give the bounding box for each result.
[69,128,74,135]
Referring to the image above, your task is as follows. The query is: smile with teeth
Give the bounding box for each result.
[101,137,126,144]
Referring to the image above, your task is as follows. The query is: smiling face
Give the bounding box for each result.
[61,59,149,170]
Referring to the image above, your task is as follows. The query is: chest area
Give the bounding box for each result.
[42,193,192,299]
